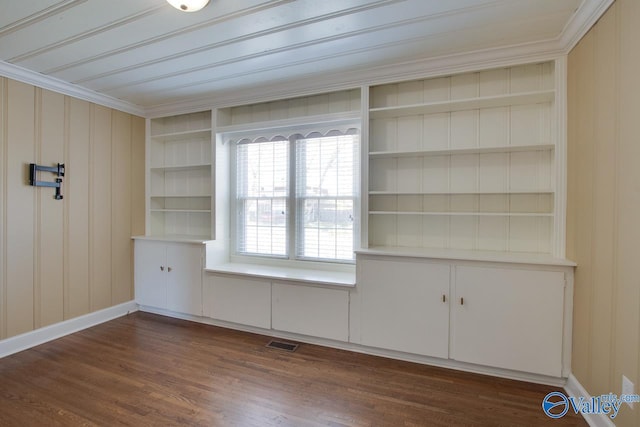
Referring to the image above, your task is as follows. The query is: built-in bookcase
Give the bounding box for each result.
[147,110,213,241]
[365,62,562,254]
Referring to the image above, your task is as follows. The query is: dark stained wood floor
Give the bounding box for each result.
[0,312,587,426]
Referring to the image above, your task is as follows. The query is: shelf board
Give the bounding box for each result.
[150,209,211,213]
[369,211,553,217]
[150,128,211,141]
[132,235,212,244]
[369,190,554,196]
[369,90,554,119]
[150,164,211,172]
[369,143,555,158]
[150,195,211,198]
[355,246,576,267]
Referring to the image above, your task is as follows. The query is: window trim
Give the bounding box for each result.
[228,121,360,266]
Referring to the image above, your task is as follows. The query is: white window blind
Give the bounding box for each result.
[233,127,359,263]
[295,132,358,261]
[236,138,288,257]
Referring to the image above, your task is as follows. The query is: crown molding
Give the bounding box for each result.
[0,60,145,117]
[560,0,615,53]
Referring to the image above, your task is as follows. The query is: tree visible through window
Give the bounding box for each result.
[235,130,358,263]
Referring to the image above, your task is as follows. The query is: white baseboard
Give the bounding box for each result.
[0,301,138,358]
[139,305,566,387]
[564,374,616,427]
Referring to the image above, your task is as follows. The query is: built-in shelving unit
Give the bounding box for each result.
[147,110,213,241]
[365,61,562,255]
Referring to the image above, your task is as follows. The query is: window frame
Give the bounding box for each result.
[229,122,360,266]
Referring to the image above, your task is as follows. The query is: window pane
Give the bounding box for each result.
[236,139,288,257]
[295,134,358,262]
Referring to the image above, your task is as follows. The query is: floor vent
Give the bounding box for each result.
[266,340,299,352]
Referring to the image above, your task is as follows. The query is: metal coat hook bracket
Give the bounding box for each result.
[29,163,65,200]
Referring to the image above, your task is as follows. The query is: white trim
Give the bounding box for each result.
[138,305,566,387]
[564,374,616,427]
[560,0,615,53]
[0,60,145,117]
[0,301,138,359]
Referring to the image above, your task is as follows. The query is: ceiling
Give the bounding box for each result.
[0,0,612,115]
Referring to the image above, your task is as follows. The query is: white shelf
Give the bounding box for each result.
[150,195,211,198]
[369,144,555,158]
[206,263,356,287]
[369,90,554,119]
[150,164,211,171]
[150,209,211,213]
[150,128,211,141]
[369,190,554,195]
[132,235,212,244]
[356,246,575,267]
[369,211,553,217]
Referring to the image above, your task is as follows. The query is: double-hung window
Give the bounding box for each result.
[233,126,359,264]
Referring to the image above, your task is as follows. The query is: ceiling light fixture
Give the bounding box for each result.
[166,0,210,12]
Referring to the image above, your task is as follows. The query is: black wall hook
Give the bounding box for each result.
[29,163,65,200]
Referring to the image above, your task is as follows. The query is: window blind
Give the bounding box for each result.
[233,127,359,263]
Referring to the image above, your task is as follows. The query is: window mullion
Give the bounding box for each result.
[288,136,296,260]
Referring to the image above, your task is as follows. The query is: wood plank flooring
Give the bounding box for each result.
[0,312,587,426]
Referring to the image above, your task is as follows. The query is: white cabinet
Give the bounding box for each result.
[272,283,349,342]
[451,266,565,377]
[353,258,450,358]
[353,253,572,377]
[148,111,213,240]
[134,239,204,315]
[203,274,271,329]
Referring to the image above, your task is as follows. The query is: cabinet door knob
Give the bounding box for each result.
[167,267,172,273]
[160,266,164,271]
[442,294,446,303]
[460,297,464,305]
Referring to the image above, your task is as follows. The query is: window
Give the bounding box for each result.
[234,128,359,263]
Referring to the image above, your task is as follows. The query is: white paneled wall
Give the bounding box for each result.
[218,89,361,127]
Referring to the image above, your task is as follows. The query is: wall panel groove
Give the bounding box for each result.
[568,1,640,425]
[0,77,6,340]
[33,87,42,330]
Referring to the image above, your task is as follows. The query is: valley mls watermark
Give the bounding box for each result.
[542,391,640,419]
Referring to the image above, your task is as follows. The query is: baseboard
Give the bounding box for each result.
[0,301,138,359]
[564,374,616,427]
[139,305,566,387]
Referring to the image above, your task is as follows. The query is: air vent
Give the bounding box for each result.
[266,340,299,352]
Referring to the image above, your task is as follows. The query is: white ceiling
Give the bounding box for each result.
[0,0,612,115]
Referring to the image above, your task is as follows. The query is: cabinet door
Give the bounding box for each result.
[204,274,271,329]
[357,258,450,358]
[165,243,203,315]
[134,240,167,308]
[452,266,564,377]
[272,283,349,341]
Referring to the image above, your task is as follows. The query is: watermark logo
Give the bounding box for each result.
[542,391,640,419]
[542,392,570,419]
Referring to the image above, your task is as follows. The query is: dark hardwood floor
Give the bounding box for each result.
[0,312,586,426]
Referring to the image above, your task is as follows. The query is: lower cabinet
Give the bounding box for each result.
[352,254,572,377]
[203,274,271,329]
[134,239,205,316]
[272,282,349,341]
[355,258,450,359]
[451,266,565,377]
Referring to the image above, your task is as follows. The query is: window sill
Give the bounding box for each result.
[205,263,356,288]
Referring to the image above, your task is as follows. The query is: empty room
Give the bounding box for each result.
[0,0,638,426]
